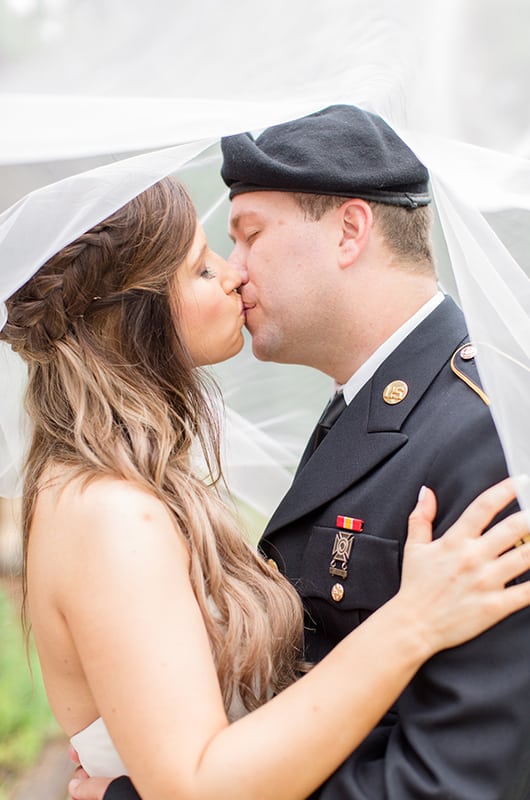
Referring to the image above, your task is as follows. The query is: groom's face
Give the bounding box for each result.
[228,191,338,366]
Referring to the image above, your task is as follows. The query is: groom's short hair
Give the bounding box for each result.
[293,193,435,273]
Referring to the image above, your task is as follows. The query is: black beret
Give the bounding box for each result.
[221,104,430,208]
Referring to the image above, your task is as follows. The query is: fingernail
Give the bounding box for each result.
[69,779,81,790]
[417,485,427,502]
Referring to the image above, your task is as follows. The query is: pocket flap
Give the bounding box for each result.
[299,525,401,611]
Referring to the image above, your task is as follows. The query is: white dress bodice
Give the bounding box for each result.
[70,692,249,777]
[70,716,128,778]
[70,592,255,778]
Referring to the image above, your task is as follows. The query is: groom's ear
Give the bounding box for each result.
[337,199,373,269]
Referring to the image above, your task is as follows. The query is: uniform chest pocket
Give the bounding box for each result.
[299,525,402,612]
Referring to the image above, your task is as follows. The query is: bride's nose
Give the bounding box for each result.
[220,261,242,294]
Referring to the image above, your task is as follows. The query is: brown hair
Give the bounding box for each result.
[293,192,435,272]
[1,177,304,712]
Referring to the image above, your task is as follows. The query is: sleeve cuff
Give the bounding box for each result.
[103,776,141,800]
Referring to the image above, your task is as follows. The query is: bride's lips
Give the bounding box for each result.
[242,301,256,319]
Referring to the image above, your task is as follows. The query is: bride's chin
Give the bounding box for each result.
[227,336,245,360]
[201,335,245,367]
[223,334,245,362]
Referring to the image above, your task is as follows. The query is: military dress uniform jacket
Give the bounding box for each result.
[260,296,530,800]
[102,297,530,800]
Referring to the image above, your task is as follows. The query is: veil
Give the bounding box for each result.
[1,0,529,522]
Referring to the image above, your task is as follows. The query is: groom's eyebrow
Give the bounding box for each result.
[228,211,257,238]
[228,213,242,239]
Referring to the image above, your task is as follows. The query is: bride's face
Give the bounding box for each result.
[175,223,245,366]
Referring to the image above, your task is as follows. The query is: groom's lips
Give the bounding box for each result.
[242,303,256,329]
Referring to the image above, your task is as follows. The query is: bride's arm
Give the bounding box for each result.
[44,477,529,800]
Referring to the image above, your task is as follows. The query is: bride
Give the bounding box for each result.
[1,175,529,800]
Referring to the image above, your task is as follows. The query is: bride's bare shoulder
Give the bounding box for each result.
[28,468,191,622]
[31,465,177,548]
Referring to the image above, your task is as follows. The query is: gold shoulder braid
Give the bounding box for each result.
[450,343,490,406]
[451,345,530,546]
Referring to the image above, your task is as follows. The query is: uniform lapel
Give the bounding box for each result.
[265,296,468,537]
[266,386,406,534]
[366,296,467,433]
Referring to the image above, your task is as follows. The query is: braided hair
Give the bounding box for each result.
[1,177,305,713]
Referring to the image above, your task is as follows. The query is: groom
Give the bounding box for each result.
[220,108,530,800]
[80,106,530,799]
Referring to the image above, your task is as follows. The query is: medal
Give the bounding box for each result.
[328,516,364,579]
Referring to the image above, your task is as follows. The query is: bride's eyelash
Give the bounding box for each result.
[201,266,216,279]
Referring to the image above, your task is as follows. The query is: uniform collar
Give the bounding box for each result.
[338,291,445,405]
[264,295,467,535]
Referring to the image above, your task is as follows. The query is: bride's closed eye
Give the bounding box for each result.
[200,266,216,280]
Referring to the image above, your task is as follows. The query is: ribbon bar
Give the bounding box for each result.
[336,515,364,532]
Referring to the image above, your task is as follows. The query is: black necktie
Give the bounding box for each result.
[312,391,347,452]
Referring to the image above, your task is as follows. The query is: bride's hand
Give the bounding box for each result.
[69,775,112,800]
[399,477,530,655]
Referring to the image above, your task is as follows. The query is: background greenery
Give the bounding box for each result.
[0,583,59,800]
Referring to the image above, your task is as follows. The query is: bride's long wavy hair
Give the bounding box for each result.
[0,177,305,712]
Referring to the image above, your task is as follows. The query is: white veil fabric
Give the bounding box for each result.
[0,0,529,519]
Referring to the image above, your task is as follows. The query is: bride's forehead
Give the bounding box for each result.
[190,225,208,250]
[189,221,207,246]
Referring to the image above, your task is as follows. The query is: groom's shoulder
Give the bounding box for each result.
[446,341,489,407]
[419,339,506,478]
[417,296,488,410]
[423,339,494,441]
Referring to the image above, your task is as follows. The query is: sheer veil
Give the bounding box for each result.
[1,0,529,520]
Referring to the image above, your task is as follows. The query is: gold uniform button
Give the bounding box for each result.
[267,558,279,571]
[460,345,477,361]
[331,583,345,602]
[383,380,409,405]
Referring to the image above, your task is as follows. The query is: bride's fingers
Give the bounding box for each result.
[485,579,530,625]
[482,538,530,588]
[69,776,112,800]
[68,745,81,765]
[479,510,530,559]
[443,477,521,543]
[406,486,437,544]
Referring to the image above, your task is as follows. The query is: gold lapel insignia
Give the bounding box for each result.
[383,380,409,405]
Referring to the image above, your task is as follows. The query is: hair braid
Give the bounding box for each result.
[1,177,306,716]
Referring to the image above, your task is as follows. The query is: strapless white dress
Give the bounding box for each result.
[70,692,249,777]
[70,716,128,778]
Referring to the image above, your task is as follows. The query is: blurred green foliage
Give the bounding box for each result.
[0,584,58,799]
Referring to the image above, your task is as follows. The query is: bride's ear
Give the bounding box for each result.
[337,199,373,269]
